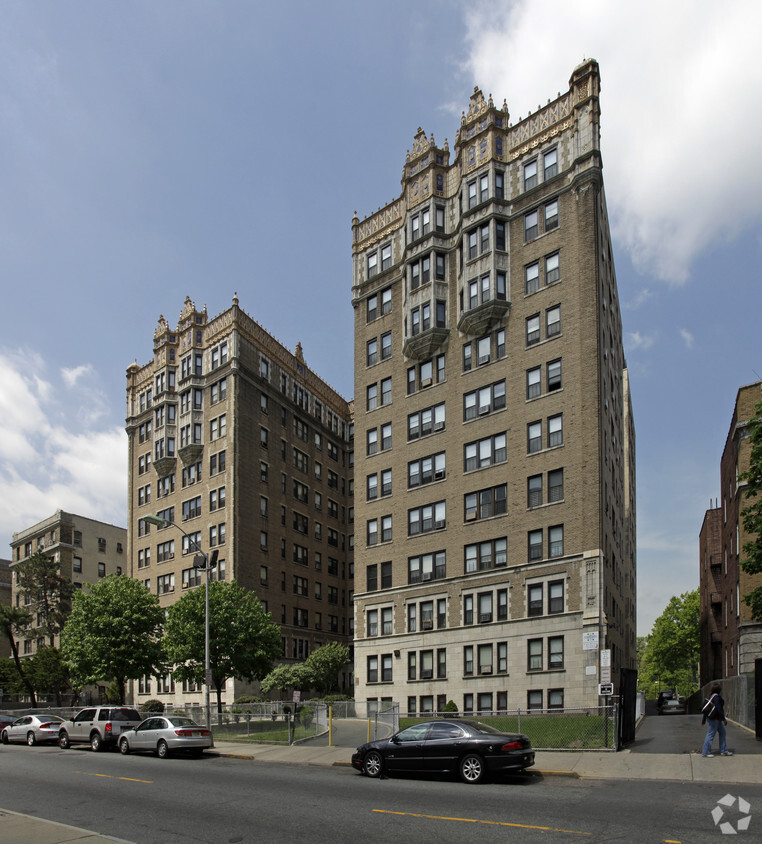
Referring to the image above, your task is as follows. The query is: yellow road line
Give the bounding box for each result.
[76,771,153,784]
[372,808,591,835]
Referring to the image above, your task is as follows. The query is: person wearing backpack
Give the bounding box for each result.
[701,683,733,758]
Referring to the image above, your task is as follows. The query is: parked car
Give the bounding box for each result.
[1,714,64,745]
[351,719,535,784]
[58,706,143,751]
[0,713,17,731]
[657,691,686,715]
[118,715,212,758]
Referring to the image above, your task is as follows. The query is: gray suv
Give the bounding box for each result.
[59,706,142,751]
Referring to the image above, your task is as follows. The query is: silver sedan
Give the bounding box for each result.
[118,715,212,758]
[1,714,64,746]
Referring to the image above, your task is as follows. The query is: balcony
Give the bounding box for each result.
[403,327,450,361]
[457,299,510,338]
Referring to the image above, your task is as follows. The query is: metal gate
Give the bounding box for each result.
[618,667,638,748]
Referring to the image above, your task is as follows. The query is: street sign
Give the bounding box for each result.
[583,631,599,650]
[599,683,614,696]
[600,648,612,683]
[293,691,301,704]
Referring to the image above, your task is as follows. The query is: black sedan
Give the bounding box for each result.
[351,719,534,784]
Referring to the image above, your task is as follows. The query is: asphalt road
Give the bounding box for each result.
[630,711,762,755]
[2,742,762,843]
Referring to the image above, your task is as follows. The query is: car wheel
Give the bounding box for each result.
[157,740,169,759]
[59,731,70,749]
[460,753,486,784]
[90,732,102,752]
[27,731,36,747]
[1,731,8,745]
[363,750,384,778]
[119,738,130,755]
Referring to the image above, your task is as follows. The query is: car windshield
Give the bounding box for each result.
[170,717,199,727]
[111,709,141,721]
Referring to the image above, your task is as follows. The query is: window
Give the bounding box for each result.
[549,525,564,558]
[464,484,507,521]
[543,147,558,179]
[527,366,541,400]
[525,210,539,241]
[182,567,201,589]
[524,159,538,190]
[210,486,226,511]
[407,402,445,440]
[380,331,392,360]
[528,639,543,671]
[408,452,445,488]
[546,305,561,337]
[464,645,474,675]
[182,496,201,521]
[210,450,226,476]
[548,636,564,669]
[464,538,507,572]
[367,655,378,682]
[525,261,540,294]
[528,583,543,616]
[467,179,477,208]
[98,562,106,578]
[548,689,564,710]
[478,593,493,624]
[366,338,378,366]
[381,377,392,406]
[182,532,201,556]
[548,468,564,502]
[528,690,543,710]
[528,530,543,561]
[528,474,543,508]
[157,573,175,595]
[73,556,82,573]
[381,654,393,682]
[547,359,562,391]
[549,580,564,614]
[408,501,446,536]
[408,551,446,584]
[464,380,505,421]
[157,540,174,563]
[495,170,504,198]
[527,421,542,454]
[526,314,540,346]
[380,422,392,451]
[367,383,378,411]
[464,433,506,471]
[548,414,563,448]
[545,251,560,284]
[544,199,558,231]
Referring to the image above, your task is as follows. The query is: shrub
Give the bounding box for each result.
[442,700,459,714]
[140,699,165,714]
[234,695,260,704]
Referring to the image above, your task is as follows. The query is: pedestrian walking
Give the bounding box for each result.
[701,683,733,758]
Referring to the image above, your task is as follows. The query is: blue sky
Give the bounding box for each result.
[1,0,761,635]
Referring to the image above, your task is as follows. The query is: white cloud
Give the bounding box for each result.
[462,0,762,283]
[0,349,126,545]
[626,331,655,352]
[61,363,93,388]
[679,328,694,350]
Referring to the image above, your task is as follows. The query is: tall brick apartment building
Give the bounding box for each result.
[126,295,354,704]
[699,381,762,684]
[351,59,636,714]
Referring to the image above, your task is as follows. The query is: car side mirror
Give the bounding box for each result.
[391,735,400,744]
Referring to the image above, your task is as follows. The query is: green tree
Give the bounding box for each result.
[259,661,312,696]
[61,575,165,704]
[305,643,350,696]
[0,656,26,697]
[741,399,762,619]
[14,551,73,645]
[0,605,37,706]
[639,590,700,697]
[163,580,281,713]
[27,645,71,706]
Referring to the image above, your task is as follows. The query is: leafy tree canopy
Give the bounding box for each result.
[163,580,281,711]
[60,575,165,704]
[638,589,699,698]
[27,645,71,706]
[741,398,762,619]
[14,551,73,642]
[305,643,350,696]
[259,661,312,695]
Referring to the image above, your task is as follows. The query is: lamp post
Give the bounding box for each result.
[143,515,216,739]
